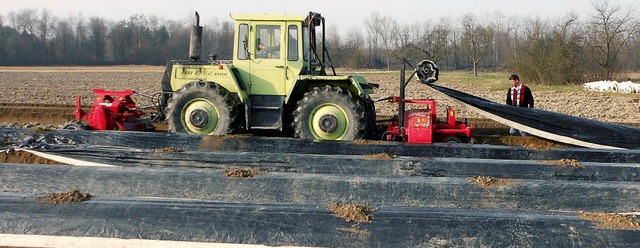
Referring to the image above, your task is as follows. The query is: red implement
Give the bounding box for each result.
[386,98,474,144]
[69,88,155,131]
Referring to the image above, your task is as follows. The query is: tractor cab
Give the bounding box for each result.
[231,12,334,76]
[230,12,335,96]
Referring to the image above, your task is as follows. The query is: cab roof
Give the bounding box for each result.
[230,13,308,22]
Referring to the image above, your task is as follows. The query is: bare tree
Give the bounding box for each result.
[8,9,39,64]
[460,13,492,76]
[632,34,640,70]
[343,28,366,68]
[552,13,584,83]
[585,0,640,80]
[37,9,53,63]
[109,20,133,62]
[163,19,191,60]
[490,12,506,68]
[325,25,345,67]
[390,22,416,64]
[74,14,92,62]
[414,17,453,65]
[364,12,394,69]
[204,20,234,60]
[88,17,107,61]
[52,19,75,63]
[513,17,550,83]
[14,9,38,35]
[380,17,396,70]
[364,13,381,67]
[505,15,522,66]
[38,10,53,41]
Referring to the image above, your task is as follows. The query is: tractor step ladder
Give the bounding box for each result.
[249,95,284,130]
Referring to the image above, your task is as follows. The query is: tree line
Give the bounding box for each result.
[1,1,638,85]
[0,9,233,66]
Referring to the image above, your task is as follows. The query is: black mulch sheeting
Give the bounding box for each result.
[429,84,640,149]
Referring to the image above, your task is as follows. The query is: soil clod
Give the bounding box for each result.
[468,176,515,188]
[362,153,395,160]
[353,139,387,144]
[154,147,184,153]
[37,189,92,205]
[328,203,375,223]
[223,168,266,178]
[578,212,640,230]
[0,150,64,165]
[542,159,584,168]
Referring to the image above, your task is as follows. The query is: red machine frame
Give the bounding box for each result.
[384,59,474,144]
[386,97,475,143]
[71,88,155,131]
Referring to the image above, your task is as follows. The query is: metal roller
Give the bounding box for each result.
[415,59,439,84]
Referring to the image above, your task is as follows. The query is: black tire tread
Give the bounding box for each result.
[165,81,238,135]
[292,85,367,140]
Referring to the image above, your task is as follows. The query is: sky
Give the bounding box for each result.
[2,0,638,33]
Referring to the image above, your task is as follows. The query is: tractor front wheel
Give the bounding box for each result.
[165,81,238,135]
[292,86,366,141]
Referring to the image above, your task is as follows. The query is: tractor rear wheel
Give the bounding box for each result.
[292,85,366,141]
[165,81,238,135]
[361,94,379,139]
[62,120,87,130]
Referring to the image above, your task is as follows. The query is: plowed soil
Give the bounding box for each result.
[579,212,640,230]
[542,159,584,168]
[328,203,375,223]
[37,189,92,205]
[1,66,639,123]
[362,153,396,160]
[0,150,64,165]
[0,67,638,151]
[468,176,515,188]
[223,168,267,178]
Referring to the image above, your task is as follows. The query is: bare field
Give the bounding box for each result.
[1,66,639,124]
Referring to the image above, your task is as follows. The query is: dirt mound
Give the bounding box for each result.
[362,153,396,160]
[579,212,640,230]
[328,203,375,223]
[154,147,184,153]
[542,159,584,168]
[37,189,92,205]
[468,176,515,188]
[0,150,64,165]
[223,168,267,178]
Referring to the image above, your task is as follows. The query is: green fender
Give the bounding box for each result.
[287,74,372,104]
[168,63,249,103]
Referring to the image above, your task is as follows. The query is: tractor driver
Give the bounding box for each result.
[257,43,280,59]
[506,74,534,136]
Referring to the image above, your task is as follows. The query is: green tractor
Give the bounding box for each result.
[159,12,377,140]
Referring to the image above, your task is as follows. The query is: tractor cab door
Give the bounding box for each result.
[250,22,286,96]
[246,22,288,130]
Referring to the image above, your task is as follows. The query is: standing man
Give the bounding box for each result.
[506,74,534,136]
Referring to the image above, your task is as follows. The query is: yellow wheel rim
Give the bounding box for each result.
[309,104,349,140]
[182,98,219,134]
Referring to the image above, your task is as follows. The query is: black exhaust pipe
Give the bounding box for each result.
[189,12,203,61]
